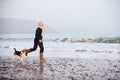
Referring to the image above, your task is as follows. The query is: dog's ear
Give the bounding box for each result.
[25,53,28,56]
[21,49,26,52]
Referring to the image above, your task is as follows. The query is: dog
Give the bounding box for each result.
[13,48,29,59]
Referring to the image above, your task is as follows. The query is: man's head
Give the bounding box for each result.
[38,21,44,27]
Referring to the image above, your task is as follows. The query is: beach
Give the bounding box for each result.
[0,33,120,80]
[0,53,120,80]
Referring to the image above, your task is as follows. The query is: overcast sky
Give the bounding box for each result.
[0,0,120,37]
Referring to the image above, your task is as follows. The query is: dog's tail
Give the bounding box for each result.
[14,48,16,51]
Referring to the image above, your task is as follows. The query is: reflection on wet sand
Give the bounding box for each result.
[39,61,44,80]
[0,57,120,80]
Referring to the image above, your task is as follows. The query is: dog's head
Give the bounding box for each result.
[21,49,29,56]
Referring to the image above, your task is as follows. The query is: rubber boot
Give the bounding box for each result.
[40,53,46,63]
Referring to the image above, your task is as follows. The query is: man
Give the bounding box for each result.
[27,21,45,62]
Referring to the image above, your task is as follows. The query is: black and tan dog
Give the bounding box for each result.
[13,48,29,59]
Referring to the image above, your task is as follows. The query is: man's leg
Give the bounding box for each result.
[39,42,44,53]
[29,39,38,52]
[39,42,45,62]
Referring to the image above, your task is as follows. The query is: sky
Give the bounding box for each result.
[0,0,120,37]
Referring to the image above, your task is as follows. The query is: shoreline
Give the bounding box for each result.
[0,56,120,80]
[0,47,120,60]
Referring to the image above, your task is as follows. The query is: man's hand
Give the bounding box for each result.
[39,40,42,43]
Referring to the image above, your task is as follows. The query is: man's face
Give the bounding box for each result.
[39,22,43,26]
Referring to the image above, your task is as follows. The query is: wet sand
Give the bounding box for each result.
[0,56,120,80]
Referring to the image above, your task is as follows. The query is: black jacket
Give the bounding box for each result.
[35,27,42,40]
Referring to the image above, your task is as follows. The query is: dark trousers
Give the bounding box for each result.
[30,39,44,53]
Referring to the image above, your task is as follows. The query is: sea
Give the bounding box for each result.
[0,33,120,60]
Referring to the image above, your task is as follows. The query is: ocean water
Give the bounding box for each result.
[0,33,120,59]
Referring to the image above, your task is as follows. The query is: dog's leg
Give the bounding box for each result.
[20,58,23,61]
[12,55,14,60]
[25,53,28,59]
[12,53,16,61]
[20,55,23,61]
[27,56,28,59]
[20,54,23,61]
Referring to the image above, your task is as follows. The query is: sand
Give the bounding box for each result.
[0,56,120,80]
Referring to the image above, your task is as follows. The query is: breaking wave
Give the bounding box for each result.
[0,37,33,41]
[0,35,120,43]
[51,37,120,43]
